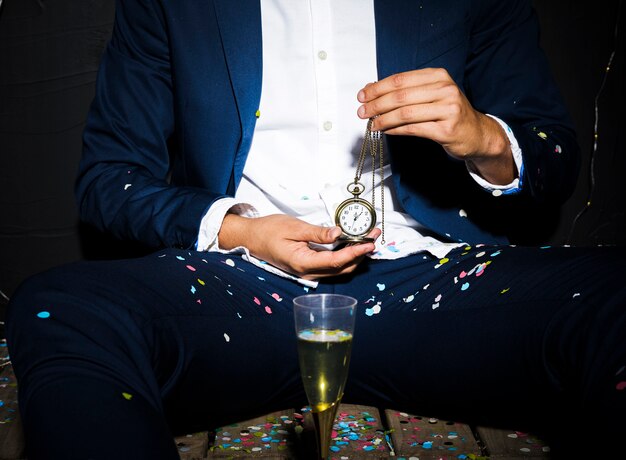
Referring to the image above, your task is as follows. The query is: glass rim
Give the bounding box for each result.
[293,293,357,310]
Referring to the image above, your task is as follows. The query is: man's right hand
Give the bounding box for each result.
[218,214,380,281]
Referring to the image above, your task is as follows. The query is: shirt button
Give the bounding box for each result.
[317,50,328,60]
[323,121,333,131]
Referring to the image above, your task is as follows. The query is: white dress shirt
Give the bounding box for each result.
[196,0,522,287]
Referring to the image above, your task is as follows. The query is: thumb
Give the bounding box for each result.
[304,225,342,244]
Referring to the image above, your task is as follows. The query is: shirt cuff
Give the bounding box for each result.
[196,198,258,252]
[466,114,524,195]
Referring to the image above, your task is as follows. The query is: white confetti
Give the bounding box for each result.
[224,333,230,342]
[124,183,132,190]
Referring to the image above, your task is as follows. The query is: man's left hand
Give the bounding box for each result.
[357,68,516,185]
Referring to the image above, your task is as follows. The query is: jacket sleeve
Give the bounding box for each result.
[75,0,222,249]
[465,0,581,204]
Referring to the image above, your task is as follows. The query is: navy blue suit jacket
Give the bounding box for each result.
[77,0,579,249]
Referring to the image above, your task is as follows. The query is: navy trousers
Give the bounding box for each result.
[6,244,626,458]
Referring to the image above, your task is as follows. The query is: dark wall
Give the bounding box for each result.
[0,0,115,306]
[1,0,625,307]
[533,1,625,246]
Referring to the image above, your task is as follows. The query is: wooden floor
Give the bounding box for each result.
[0,342,552,459]
[184,405,551,460]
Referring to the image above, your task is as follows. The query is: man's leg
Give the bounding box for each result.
[329,245,626,457]
[8,245,626,458]
[6,248,311,459]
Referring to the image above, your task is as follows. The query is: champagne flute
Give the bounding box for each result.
[293,294,357,459]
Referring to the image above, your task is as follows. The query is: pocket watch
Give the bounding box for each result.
[334,118,385,244]
[335,182,376,242]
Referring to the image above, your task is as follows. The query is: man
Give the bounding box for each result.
[7,0,626,458]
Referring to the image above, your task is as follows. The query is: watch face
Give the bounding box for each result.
[337,200,375,236]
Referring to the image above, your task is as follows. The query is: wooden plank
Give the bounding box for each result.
[207,409,300,458]
[174,431,210,459]
[303,404,390,459]
[207,404,390,459]
[0,342,25,460]
[475,426,551,459]
[384,409,483,459]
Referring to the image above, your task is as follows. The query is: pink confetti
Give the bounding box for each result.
[271,293,283,302]
[186,265,196,272]
[616,381,626,391]
[459,271,467,278]
[265,306,273,314]
[253,297,261,305]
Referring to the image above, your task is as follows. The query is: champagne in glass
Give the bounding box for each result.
[293,294,357,459]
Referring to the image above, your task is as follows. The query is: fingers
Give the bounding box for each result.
[303,225,342,244]
[356,68,461,132]
[298,228,381,277]
[299,243,375,280]
[254,216,383,281]
[369,103,453,135]
[357,68,452,104]
[357,80,447,120]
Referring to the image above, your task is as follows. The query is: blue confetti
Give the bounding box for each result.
[423,441,433,449]
[37,311,51,319]
[461,282,470,291]
[376,283,386,291]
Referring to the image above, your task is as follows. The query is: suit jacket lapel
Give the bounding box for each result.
[213,0,263,179]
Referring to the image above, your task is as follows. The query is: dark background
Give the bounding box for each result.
[1,1,625,315]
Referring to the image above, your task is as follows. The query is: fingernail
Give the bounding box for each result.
[330,227,341,239]
[357,105,366,118]
[357,90,365,102]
